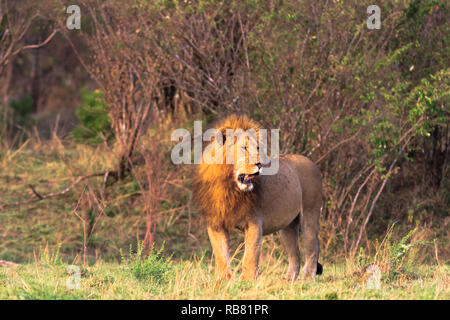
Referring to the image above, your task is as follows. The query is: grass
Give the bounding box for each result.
[0,137,203,264]
[0,246,448,300]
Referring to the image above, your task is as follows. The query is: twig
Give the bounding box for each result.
[28,184,44,200]
[315,130,360,164]
[0,171,116,211]
[8,29,59,62]
[102,170,110,198]
[351,135,414,256]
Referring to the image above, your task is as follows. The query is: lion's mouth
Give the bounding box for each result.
[238,172,259,184]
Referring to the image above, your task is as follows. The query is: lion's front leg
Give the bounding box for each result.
[241,216,263,281]
[207,225,232,280]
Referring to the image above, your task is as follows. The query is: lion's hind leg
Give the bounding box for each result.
[278,215,301,281]
[300,204,321,280]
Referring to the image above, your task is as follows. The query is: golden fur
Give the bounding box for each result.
[193,114,261,231]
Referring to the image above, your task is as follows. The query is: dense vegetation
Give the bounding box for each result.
[0,0,448,299]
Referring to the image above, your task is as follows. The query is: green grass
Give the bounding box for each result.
[0,252,448,300]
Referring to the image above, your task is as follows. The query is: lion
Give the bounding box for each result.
[193,114,323,281]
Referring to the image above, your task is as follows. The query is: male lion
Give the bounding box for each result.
[193,114,322,281]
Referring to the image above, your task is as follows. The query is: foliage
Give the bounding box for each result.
[9,96,34,127]
[356,224,433,280]
[122,242,173,284]
[72,88,112,145]
[385,226,431,279]
[0,96,34,147]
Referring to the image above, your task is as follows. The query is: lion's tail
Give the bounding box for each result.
[316,262,323,275]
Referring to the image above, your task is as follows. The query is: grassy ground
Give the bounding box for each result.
[0,138,448,300]
[0,137,202,264]
[0,248,448,300]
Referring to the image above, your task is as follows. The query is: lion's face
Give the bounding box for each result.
[200,115,267,193]
[225,129,262,192]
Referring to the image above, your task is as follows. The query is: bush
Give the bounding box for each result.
[72,88,112,145]
[9,96,34,127]
[367,225,431,280]
[123,242,172,284]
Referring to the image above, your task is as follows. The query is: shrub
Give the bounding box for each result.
[72,88,112,145]
[373,225,431,279]
[9,95,34,127]
[123,242,172,284]
[0,96,34,146]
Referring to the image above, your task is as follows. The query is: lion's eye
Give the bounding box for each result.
[242,146,248,151]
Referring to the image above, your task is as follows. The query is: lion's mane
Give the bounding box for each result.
[193,114,261,231]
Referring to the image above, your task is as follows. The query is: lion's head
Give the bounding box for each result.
[204,114,265,191]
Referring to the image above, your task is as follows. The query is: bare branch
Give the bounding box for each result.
[0,171,116,211]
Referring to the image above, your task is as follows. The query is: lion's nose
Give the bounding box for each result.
[256,162,262,169]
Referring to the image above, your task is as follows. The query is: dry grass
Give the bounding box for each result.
[0,242,448,300]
